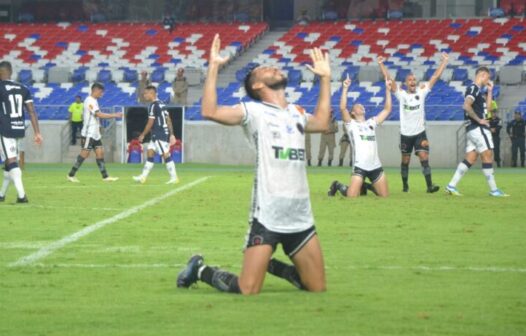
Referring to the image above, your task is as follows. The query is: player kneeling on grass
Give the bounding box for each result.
[177,34,331,295]
[328,76,392,198]
[67,82,122,183]
[133,85,179,184]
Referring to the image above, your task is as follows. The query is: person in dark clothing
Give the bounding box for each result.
[489,112,503,167]
[507,112,526,167]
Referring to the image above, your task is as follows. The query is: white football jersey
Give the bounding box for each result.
[81,96,101,140]
[241,101,314,233]
[345,118,382,171]
[395,84,430,136]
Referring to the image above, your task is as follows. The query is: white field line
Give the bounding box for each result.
[22,263,526,273]
[8,176,210,267]
[0,205,124,211]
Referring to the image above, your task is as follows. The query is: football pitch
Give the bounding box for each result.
[1,163,525,336]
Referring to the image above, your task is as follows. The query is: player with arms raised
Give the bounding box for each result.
[378,53,449,193]
[0,61,43,203]
[133,85,179,184]
[328,75,392,198]
[177,34,331,295]
[446,67,508,197]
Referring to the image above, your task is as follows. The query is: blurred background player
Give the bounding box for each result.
[136,71,150,104]
[507,111,525,167]
[68,95,83,145]
[446,67,508,197]
[317,110,338,166]
[177,35,331,295]
[133,85,179,184]
[328,76,392,198]
[378,53,449,193]
[489,104,503,167]
[171,68,188,106]
[67,83,122,183]
[338,131,351,167]
[0,61,43,203]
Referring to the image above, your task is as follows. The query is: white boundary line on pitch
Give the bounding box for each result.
[0,205,124,211]
[8,176,211,267]
[21,263,526,273]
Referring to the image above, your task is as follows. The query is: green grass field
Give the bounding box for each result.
[1,163,525,336]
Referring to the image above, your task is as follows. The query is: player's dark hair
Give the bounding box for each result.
[244,68,261,101]
[145,84,157,92]
[476,66,490,75]
[91,82,105,91]
[0,61,12,73]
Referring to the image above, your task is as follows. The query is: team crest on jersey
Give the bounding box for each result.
[415,95,420,100]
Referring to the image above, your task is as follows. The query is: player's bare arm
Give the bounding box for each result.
[166,114,176,146]
[139,118,155,142]
[428,52,449,89]
[464,97,489,127]
[486,81,494,120]
[25,101,43,145]
[377,56,397,92]
[95,111,123,119]
[375,80,393,124]
[305,48,331,133]
[339,75,352,123]
[201,34,245,125]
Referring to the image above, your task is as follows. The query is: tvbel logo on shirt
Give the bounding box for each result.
[272,146,305,161]
[403,103,421,111]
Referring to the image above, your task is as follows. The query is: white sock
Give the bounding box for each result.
[449,161,471,187]
[0,170,11,197]
[166,161,177,179]
[482,165,498,192]
[8,167,25,199]
[141,161,154,178]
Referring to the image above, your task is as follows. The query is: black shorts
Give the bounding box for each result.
[400,131,429,155]
[244,218,317,257]
[81,137,103,151]
[352,166,384,184]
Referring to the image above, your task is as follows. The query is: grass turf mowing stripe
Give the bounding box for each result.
[8,176,210,267]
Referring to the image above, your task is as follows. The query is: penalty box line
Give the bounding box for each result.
[8,176,211,268]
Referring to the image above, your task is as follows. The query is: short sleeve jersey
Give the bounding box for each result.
[148,100,170,142]
[344,117,382,171]
[241,101,314,234]
[81,96,102,140]
[394,84,430,136]
[0,80,33,138]
[464,84,488,131]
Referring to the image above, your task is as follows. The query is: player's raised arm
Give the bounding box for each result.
[305,48,331,133]
[24,102,43,145]
[201,34,244,125]
[377,56,397,92]
[339,74,352,123]
[375,80,393,124]
[428,52,449,90]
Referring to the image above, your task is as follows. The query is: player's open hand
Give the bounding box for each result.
[209,34,230,67]
[479,119,490,127]
[138,134,145,143]
[114,112,123,119]
[377,56,385,64]
[441,52,449,63]
[34,133,43,145]
[306,48,330,78]
[169,134,176,146]
[342,73,351,89]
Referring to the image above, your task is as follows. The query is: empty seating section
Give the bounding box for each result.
[2,18,526,121]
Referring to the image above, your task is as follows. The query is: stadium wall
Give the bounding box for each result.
[27,121,466,167]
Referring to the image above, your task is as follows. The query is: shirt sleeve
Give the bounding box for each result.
[394,87,403,101]
[23,86,33,103]
[465,85,478,101]
[419,83,431,98]
[148,104,156,119]
[87,98,100,115]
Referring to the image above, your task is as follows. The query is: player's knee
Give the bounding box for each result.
[238,279,262,295]
[304,280,326,292]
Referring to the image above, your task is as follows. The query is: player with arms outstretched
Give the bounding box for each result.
[177,34,331,295]
[446,67,508,197]
[328,76,392,198]
[378,53,449,193]
[67,82,122,182]
[133,85,179,184]
[0,61,43,203]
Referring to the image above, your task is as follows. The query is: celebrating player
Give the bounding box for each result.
[67,82,121,183]
[328,75,392,198]
[0,61,43,203]
[177,34,331,295]
[378,53,448,193]
[446,67,508,197]
[132,85,179,184]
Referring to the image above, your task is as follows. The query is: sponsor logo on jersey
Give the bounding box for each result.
[272,146,305,161]
[360,135,375,141]
[5,85,20,91]
[403,104,421,111]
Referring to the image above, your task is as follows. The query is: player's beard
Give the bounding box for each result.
[267,76,288,91]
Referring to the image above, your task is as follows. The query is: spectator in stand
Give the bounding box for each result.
[171,68,188,106]
[322,1,339,20]
[296,9,311,25]
[136,71,150,104]
[163,15,176,34]
[68,95,83,145]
